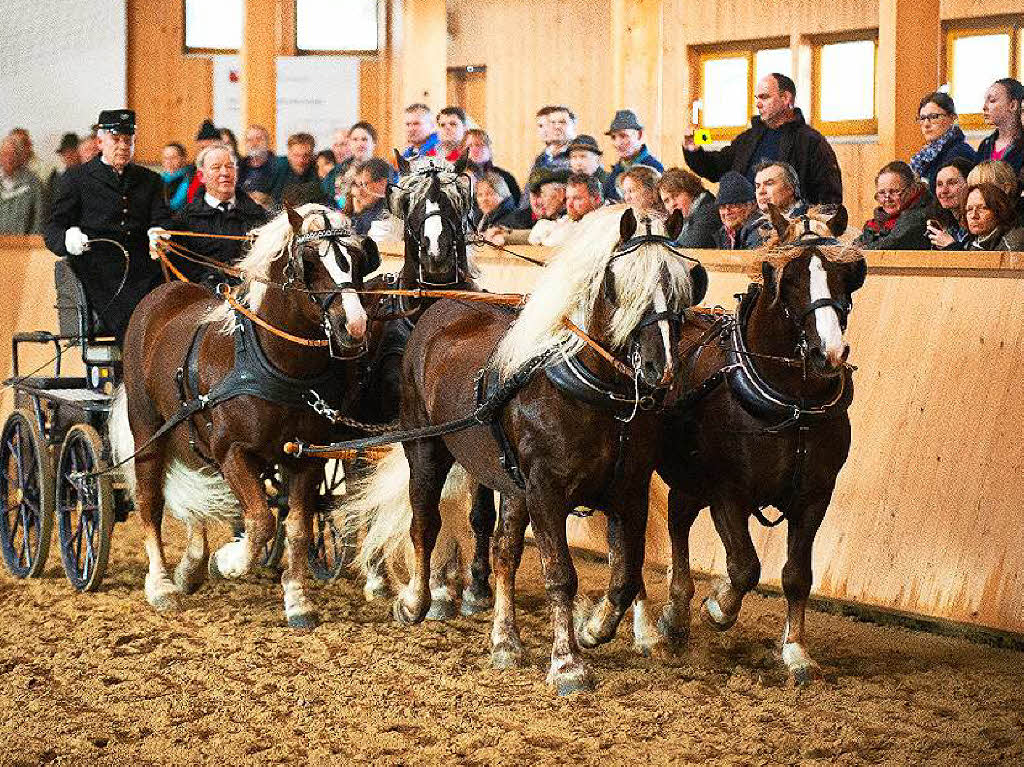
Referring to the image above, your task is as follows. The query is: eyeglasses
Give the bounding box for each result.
[916,112,950,124]
[874,187,907,201]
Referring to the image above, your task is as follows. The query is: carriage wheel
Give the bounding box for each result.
[309,460,353,581]
[56,424,114,592]
[0,409,55,578]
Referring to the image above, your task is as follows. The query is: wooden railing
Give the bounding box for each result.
[5,235,1023,635]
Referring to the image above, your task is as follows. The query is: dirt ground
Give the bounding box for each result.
[1,521,1022,767]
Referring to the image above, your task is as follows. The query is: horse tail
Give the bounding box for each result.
[344,446,473,585]
[108,385,137,498]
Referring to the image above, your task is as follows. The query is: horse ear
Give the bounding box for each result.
[767,202,789,239]
[824,204,849,237]
[284,202,303,233]
[665,208,685,241]
[361,237,381,275]
[847,257,867,293]
[688,263,708,305]
[761,261,776,300]
[393,149,411,176]
[619,207,637,242]
[385,183,407,219]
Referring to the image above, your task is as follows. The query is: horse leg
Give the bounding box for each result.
[134,444,181,611]
[209,448,276,579]
[780,501,828,684]
[280,465,322,629]
[462,484,496,615]
[173,521,209,595]
[658,487,703,649]
[490,494,529,669]
[531,493,592,695]
[701,500,761,631]
[426,540,460,620]
[577,493,649,650]
[392,438,453,625]
[363,550,390,601]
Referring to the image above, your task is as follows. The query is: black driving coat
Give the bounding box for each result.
[43,156,172,339]
[169,192,268,286]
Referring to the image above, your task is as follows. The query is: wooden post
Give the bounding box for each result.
[388,0,447,155]
[877,0,941,163]
[611,0,664,158]
[241,0,279,149]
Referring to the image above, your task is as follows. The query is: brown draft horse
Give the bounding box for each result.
[109,204,379,628]
[354,206,706,693]
[655,204,866,683]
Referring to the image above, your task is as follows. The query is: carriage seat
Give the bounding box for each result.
[53,259,122,365]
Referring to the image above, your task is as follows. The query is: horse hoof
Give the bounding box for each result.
[790,662,824,686]
[287,612,320,630]
[149,591,183,613]
[548,667,595,697]
[173,568,207,596]
[460,587,493,616]
[391,598,422,625]
[657,609,690,651]
[426,597,457,621]
[700,597,737,632]
[576,625,602,650]
[491,642,526,669]
[208,555,224,581]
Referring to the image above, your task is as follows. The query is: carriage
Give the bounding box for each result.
[0,258,348,593]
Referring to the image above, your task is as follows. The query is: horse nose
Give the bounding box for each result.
[345,311,367,341]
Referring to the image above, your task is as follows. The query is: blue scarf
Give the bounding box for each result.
[910,126,963,177]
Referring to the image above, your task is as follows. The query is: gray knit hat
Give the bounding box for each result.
[716,171,755,205]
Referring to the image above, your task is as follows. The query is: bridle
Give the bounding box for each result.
[286,211,368,360]
[400,172,471,287]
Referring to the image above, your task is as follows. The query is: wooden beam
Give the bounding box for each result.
[241,0,279,148]
[390,0,447,146]
[877,0,941,163]
[611,0,664,158]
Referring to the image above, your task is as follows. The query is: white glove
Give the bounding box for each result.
[148,227,169,257]
[64,227,89,256]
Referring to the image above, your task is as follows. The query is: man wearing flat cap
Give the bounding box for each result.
[567,135,610,189]
[44,109,172,340]
[603,109,663,202]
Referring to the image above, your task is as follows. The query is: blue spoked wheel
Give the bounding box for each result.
[56,424,114,592]
[309,460,353,582]
[0,409,54,578]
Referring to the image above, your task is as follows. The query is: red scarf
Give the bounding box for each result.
[865,185,924,233]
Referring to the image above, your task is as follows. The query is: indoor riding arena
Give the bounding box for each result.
[3,0,1024,765]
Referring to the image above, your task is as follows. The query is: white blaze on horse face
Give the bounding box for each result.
[423,199,442,260]
[320,246,368,339]
[654,285,673,383]
[808,256,845,365]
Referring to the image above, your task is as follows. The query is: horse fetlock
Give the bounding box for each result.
[363,569,390,602]
[700,594,738,631]
[425,584,457,621]
[460,583,493,616]
[657,604,691,650]
[210,537,252,579]
[173,555,208,595]
[491,638,526,669]
[782,642,822,685]
[578,597,618,649]
[145,573,183,612]
[632,602,666,657]
[546,657,595,696]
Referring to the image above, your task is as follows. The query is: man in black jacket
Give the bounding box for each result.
[165,144,268,288]
[43,109,172,340]
[683,73,843,206]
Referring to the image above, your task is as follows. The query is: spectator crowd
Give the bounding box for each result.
[4,73,1024,255]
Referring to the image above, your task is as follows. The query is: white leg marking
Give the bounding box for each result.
[632,598,664,653]
[283,578,314,618]
[213,536,250,578]
[144,537,180,606]
[808,256,845,363]
[705,595,726,624]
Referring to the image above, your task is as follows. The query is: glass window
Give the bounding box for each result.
[950,33,1011,115]
[296,0,380,52]
[754,48,791,85]
[184,0,243,52]
[702,56,749,128]
[818,40,875,122]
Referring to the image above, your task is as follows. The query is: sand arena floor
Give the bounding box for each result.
[1,520,1022,766]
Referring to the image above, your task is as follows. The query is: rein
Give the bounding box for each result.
[218,285,329,348]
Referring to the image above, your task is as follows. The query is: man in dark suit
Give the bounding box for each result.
[164,144,268,288]
[43,109,172,340]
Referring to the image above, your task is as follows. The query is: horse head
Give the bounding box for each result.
[284,203,380,358]
[598,207,708,395]
[387,152,473,286]
[757,204,866,377]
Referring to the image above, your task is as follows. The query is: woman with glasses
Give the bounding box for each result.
[961,183,1024,251]
[855,161,932,249]
[978,78,1024,175]
[909,92,978,192]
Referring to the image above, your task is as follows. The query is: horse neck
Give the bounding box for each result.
[250,271,330,378]
[743,289,831,396]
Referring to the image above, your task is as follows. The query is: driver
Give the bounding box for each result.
[44,109,171,341]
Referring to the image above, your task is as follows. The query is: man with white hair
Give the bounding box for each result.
[167,144,268,288]
[43,109,172,340]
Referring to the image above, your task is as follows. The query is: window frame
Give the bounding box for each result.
[294,0,383,55]
[693,39,790,142]
[811,32,878,137]
[182,0,243,55]
[945,24,1018,131]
